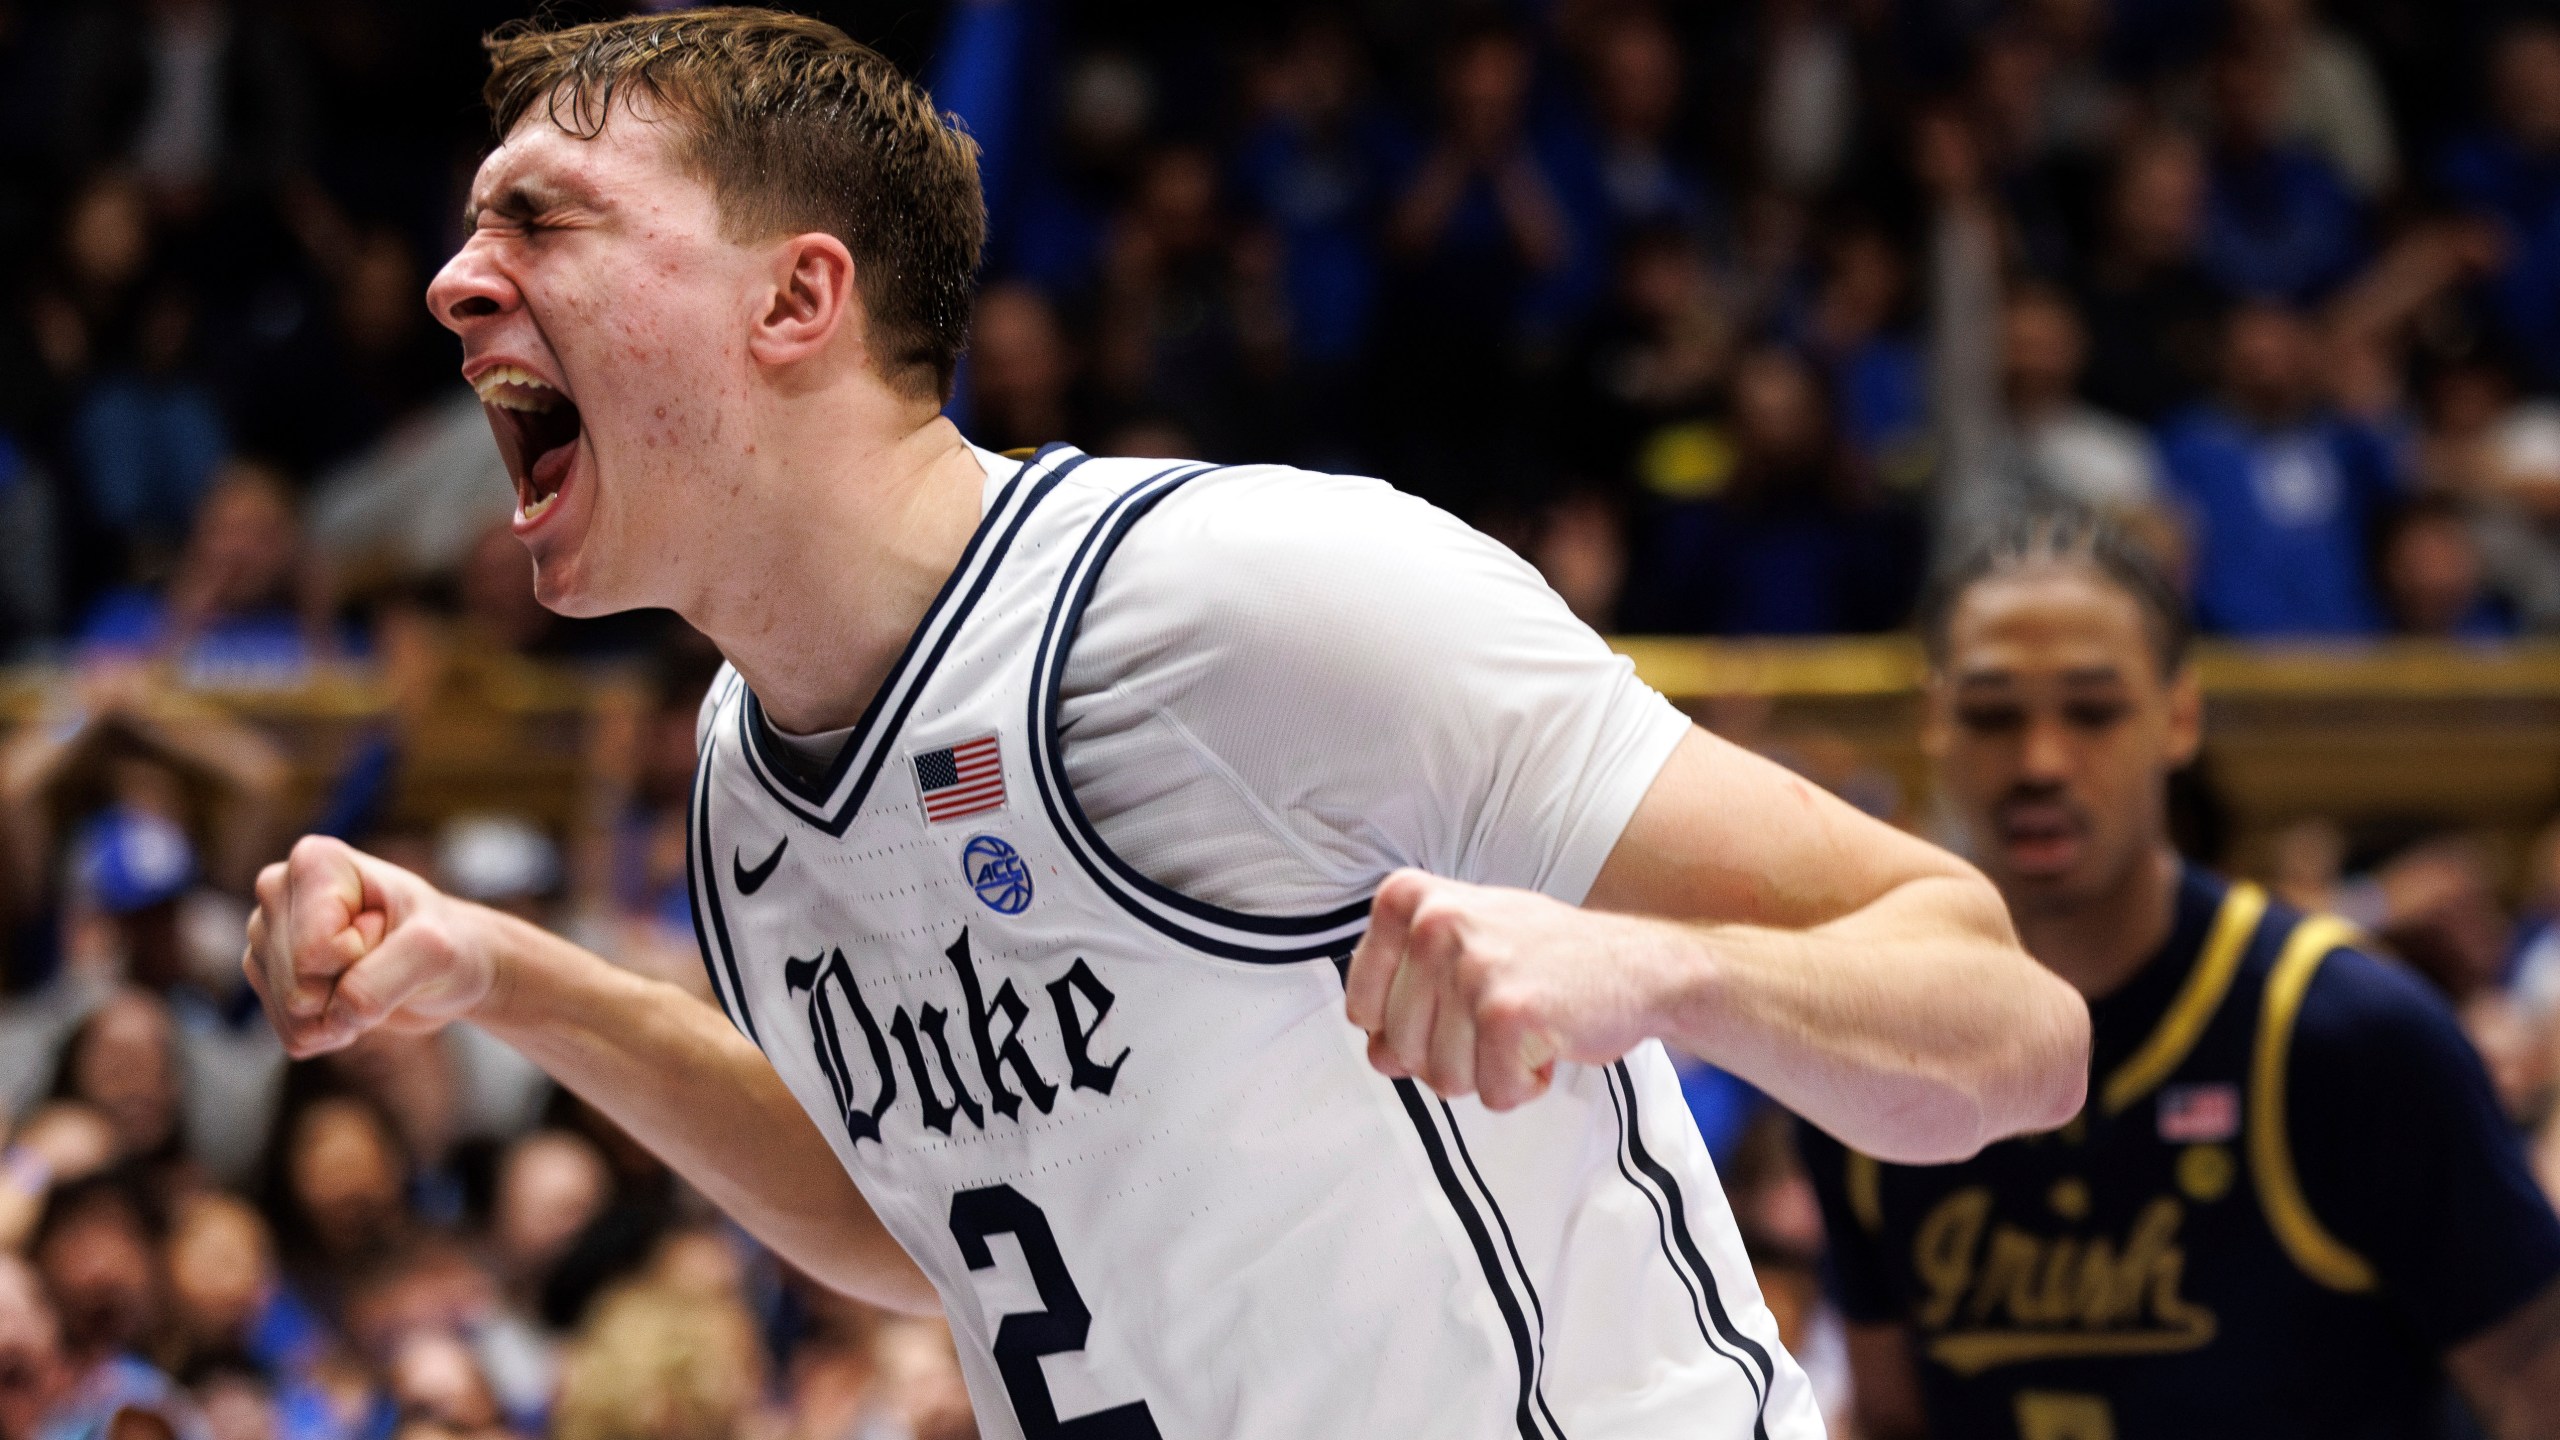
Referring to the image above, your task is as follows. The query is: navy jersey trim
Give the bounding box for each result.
[736,443,1089,836]
[688,719,760,1047]
[1439,1099,1569,1439]
[1606,1060,1773,1438]
[1392,1078,1556,1440]
[1025,462,1373,963]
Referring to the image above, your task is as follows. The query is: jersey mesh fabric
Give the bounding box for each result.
[764,449,1691,911]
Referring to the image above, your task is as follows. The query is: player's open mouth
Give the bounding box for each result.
[475,364,583,524]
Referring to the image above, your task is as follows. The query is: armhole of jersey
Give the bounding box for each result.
[2247,913,2378,1293]
[1025,463,1374,965]
[2101,882,2266,1116]
[686,687,760,1047]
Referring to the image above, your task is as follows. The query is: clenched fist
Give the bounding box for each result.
[244,835,499,1057]
[1343,869,1690,1111]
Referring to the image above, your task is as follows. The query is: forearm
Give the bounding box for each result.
[1650,874,2088,1163]
[470,909,939,1314]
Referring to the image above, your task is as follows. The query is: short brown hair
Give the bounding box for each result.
[483,7,985,402]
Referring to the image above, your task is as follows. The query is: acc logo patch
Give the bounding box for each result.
[962,834,1033,915]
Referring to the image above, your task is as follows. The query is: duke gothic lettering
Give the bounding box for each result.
[784,928,1127,1145]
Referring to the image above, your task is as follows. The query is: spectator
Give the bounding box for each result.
[996,51,1153,301]
[548,1279,761,1440]
[35,176,228,581]
[961,283,1079,454]
[1232,15,1396,381]
[1756,0,1859,198]
[1088,143,1286,459]
[1554,224,1738,502]
[1962,23,2113,282]
[2158,303,2408,634]
[0,1254,70,1440]
[1619,345,1924,634]
[1943,282,2168,548]
[2378,494,2515,637]
[2438,19,2560,390]
[77,463,331,686]
[2226,0,2398,198]
[2198,41,2366,303]
[221,228,453,478]
[160,1193,310,1383]
[1792,223,1929,487]
[0,663,285,1000]
[2075,131,2233,422]
[257,1086,409,1316]
[1374,19,1592,513]
[55,0,309,210]
[1579,8,1711,238]
[28,1173,198,1440]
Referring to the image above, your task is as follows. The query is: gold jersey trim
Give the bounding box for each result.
[2247,913,2377,1293]
[2101,882,2267,1116]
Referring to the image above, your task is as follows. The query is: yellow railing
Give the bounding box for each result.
[10,638,2560,877]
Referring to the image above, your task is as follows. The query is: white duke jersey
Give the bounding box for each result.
[687,445,1823,1439]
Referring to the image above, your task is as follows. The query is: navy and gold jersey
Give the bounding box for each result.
[1800,865,2560,1439]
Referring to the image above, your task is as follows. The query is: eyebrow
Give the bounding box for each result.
[1952,664,2128,690]
[461,172,601,229]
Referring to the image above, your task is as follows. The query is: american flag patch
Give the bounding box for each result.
[2157,1082,2240,1143]
[913,735,1005,824]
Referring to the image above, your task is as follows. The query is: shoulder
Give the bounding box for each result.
[1086,462,1566,666]
[2282,932,2472,1072]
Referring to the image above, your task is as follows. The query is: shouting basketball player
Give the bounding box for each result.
[243,12,2087,1437]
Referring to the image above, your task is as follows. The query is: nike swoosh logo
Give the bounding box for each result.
[733,837,788,895]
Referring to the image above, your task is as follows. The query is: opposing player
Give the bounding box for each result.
[243,12,2089,1437]
[1801,512,2560,1438]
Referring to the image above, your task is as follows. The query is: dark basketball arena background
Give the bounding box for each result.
[2,1,2559,1437]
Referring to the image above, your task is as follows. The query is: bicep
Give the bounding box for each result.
[1584,726,1980,928]
[2448,1273,2560,1440]
[1845,1321,1931,1440]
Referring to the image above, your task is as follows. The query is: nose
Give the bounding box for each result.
[2018,712,2074,782]
[425,236,518,333]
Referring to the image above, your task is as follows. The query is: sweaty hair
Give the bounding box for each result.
[482,7,986,402]
[1919,507,2192,676]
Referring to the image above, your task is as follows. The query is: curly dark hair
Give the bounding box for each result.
[1920,505,2193,676]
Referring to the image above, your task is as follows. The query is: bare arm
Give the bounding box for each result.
[2451,1273,2560,1440]
[1346,727,2088,1163]
[1844,1321,1930,1440]
[244,835,936,1315]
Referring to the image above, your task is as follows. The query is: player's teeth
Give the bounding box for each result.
[521,490,557,522]
[474,365,560,410]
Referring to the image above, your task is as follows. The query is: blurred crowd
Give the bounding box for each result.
[13,1,2560,1439]
[19,0,2560,667]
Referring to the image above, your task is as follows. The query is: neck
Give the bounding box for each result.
[2012,843,2183,999]
[679,386,987,736]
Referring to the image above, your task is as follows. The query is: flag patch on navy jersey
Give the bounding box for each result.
[913,735,1005,823]
[2158,1082,2240,1143]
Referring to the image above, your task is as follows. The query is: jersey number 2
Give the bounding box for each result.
[949,1184,1163,1439]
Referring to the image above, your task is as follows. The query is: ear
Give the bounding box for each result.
[2162,661,2204,769]
[747,233,859,369]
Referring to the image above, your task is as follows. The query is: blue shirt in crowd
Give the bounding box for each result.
[2201,145,2365,303]
[2156,405,2406,636]
[2438,131,2560,387]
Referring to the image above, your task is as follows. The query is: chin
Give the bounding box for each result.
[530,557,615,619]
